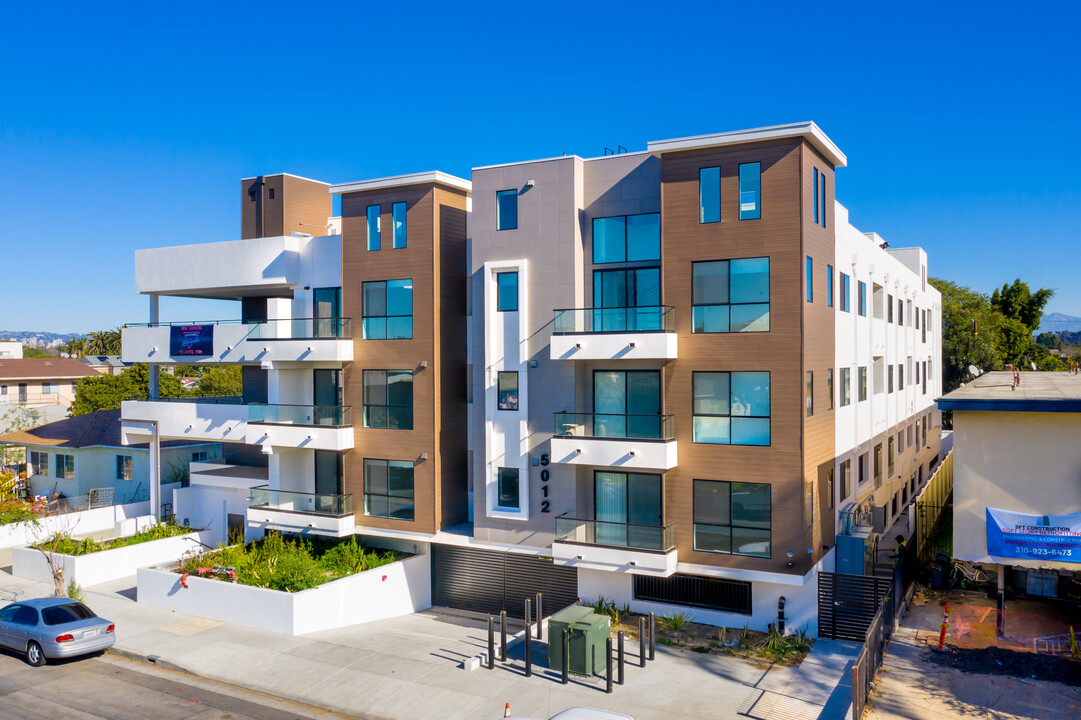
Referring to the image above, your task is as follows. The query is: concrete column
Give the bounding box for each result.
[149,294,160,400]
[149,427,160,523]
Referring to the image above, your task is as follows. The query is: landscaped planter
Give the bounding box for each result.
[136,552,432,635]
[11,530,212,587]
[0,501,151,551]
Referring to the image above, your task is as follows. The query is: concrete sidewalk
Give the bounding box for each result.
[0,568,857,719]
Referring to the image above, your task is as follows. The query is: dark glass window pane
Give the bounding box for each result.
[692,305,729,333]
[730,304,769,332]
[699,167,720,224]
[363,282,387,316]
[498,371,519,410]
[497,272,518,311]
[363,370,387,406]
[627,371,660,416]
[387,461,414,497]
[634,267,661,307]
[731,483,771,528]
[730,258,769,303]
[693,372,729,415]
[387,279,412,317]
[732,417,770,445]
[731,372,769,417]
[806,256,813,303]
[364,459,388,496]
[731,527,771,557]
[692,261,728,305]
[498,468,520,509]
[694,480,730,524]
[827,265,834,307]
[593,216,626,263]
[694,524,731,553]
[496,190,517,230]
[392,202,407,248]
[626,213,660,262]
[738,162,761,220]
[367,205,381,251]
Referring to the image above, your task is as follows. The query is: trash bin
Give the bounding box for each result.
[931,562,950,589]
[547,606,611,676]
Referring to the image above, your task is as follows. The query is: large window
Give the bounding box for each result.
[116,455,132,482]
[362,370,413,430]
[56,454,75,479]
[593,267,661,329]
[29,451,47,476]
[496,272,518,312]
[593,213,660,263]
[691,258,769,333]
[392,202,407,249]
[840,368,851,406]
[858,281,867,317]
[699,167,720,224]
[497,371,518,411]
[738,162,761,220]
[497,467,520,510]
[362,279,413,339]
[827,265,834,307]
[593,370,661,438]
[839,273,851,312]
[805,256,813,303]
[813,167,820,225]
[692,371,770,446]
[366,205,380,251]
[364,459,414,520]
[594,471,662,548]
[693,480,771,558]
[496,190,518,230]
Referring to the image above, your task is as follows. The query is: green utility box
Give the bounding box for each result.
[547,606,611,676]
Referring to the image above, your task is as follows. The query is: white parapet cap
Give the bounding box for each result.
[240,172,330,185]
[329,171,471,195]
[647,121,847,168]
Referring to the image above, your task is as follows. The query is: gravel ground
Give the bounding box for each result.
[927,645,1081,686]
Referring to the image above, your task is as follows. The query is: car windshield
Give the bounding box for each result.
[41,603,97,626]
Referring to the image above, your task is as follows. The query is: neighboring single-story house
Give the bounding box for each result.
[0,409,222,509]
[80,355,132,376]
[0,357,101,409]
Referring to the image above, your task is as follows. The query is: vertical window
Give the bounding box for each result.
[813,167,819,225]
[805,371,813,417]
[366,205,381,251]
[496,190,518,230]
[364,459,415,520]
[840,459,851,499]
[594,471,663,547]
[858,366,868,402]
[827,369,834,410]
[819,170,827,227]
[915,307,920,330]
[858,453,867,486]
[898,298,904,325]
[898,364,904,390]
[826,265,834,307]
[496,271,518,312]
[497,372,519,411]
[392,202,407,249]
[692,372,771,446]
[738,162,761,220]
[888,437,895,476]
[805,256,813,303]
[839,273,851,312]
[29,451,48,476]
[116,455,133,481]
[693,480,771,557]
[699,167,720,224]
[888,295,894,323]
[888,365,894,393]
[840,368,851,406]
[827,467,835,510]
[497,467,520,510]
[692,258,769,333]
[922,312,927,343]
[362,279,413,339]
[362,370,414,430]
[804,481,814,530]
[593,213,660,263]
[874,443,883,485]
[56,454,75,479]
[858,281,867,317]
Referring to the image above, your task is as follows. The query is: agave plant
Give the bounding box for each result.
[658,610,693,633]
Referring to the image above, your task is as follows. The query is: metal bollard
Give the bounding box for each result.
[648,612,656,661]
[561,629,570,684]
[617,631,625,685]
[500,610,508,661]
[638,617,646,667]
[487,616,495,670]
[525,598,532,637]
[524,617,532,677]
[606,637,613,694]
[536,593,543,639]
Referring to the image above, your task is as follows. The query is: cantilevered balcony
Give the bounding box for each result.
[550,306,677,360]
[247,487,355,536]
[122,318,352,365]
[549,412,677,470]
[551,515,677,576]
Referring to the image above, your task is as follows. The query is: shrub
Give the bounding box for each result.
[760,623,791,659]
[737,624,754,650]
[0,498,40,526]
[38,522,193,556]
[658,610,693,633]
[789,629,813,654]
[66,579,84,603]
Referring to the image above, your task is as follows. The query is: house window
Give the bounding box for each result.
[392,202,407,249]
[858,366,868,402]
[497,467,520,510]
[192,451,209,462]
[693,479,771,558]
[362,279,413,340]
[922,362,928,394]
[116,455,133,481]
[738,162,761,220]
[691,258,769,333]
[858,281,867,316]
[496,189,518,230]
[839,273,851,312]
[840,458,851,499]
[56,454,75,479]
[29,451,47,476]
[699,167,720,223]
[497,372,519,411]
[898,364,904,390]
[366,205,381,251]
[858,452,867,486]
[827,467,835,510]
[593,267,661,330]
[826,265,834,307]
[594,471,663,547]
[362,370,413,430]
[496,271,518,312]
[805,256,813,303]
[888,365,894,393]
[42,382,58,395]
[813,167,820,225]
[819,170,827,227]
[804,481,814,529]
[692,371,770,446]
[840,368,851,406]
[593,370,661,438]
[364,459,415,520]
[888,437,895,476]
[874,443,883,485]
[827,369,834,410]
[805,371,813,417]
[897,298,904,325]
[593,213,660,263]
[888,294,894,323]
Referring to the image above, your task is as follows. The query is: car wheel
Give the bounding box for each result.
[26,641,45,667]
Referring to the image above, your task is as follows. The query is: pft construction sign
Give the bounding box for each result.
[986,507,1081,562]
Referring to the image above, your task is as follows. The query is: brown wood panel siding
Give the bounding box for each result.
[240,174,329,239]
[660,138,809,576]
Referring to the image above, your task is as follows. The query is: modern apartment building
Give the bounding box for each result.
[119,123,941,634]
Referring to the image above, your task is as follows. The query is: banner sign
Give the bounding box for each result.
[986,507,1081,562]
[169,325,214,357]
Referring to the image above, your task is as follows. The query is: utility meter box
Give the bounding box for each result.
[548,606,611,676]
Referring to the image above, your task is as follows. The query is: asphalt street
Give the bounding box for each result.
[0,650,358,720]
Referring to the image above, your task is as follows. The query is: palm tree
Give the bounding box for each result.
[62,337,88,358]
[85,331,112,355]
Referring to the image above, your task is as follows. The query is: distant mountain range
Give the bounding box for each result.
[1037,312,1081,335]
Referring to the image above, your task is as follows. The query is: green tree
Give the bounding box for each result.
[22,346,52,358]
[85,329,121,356]
[1035,332,1064,350]
[70,363,187,416]
[931,278,1002,393]
[990,280,1054,331]
[61,337,88,358]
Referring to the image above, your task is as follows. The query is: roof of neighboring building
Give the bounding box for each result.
[0,409,215,450]
[329,171,472,195]
[80,355,130,369]
[936,371,1081,413]
[0,358,99,381]
[647,121,848,168]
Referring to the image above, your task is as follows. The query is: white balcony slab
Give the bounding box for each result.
[122,325,352,365]
[247,422,354,451]
[550,332,677,361]
[550,436,677,470]
[189,462,269,490]
[246,506,355,537]
[135,236,302,299]
[551,542,677,577]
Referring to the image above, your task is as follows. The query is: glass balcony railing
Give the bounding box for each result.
[248,318,351,340]
[250,486,353,517]
[555,514,675,552]
[554,412,674,441]
[553,306,674,334]
[248,404,351,427]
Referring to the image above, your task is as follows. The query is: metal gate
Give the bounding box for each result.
[818,572,892,641]
[431,544,578,618]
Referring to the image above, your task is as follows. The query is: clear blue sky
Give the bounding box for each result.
[2,2,1078,334]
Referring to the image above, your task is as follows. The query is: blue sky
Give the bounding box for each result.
[2,2,1078,334]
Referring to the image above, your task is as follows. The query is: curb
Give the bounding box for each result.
[106,646,191,674]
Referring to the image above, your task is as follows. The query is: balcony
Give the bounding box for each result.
[550,307,677,360]
[247,486,355,537]
[549,412,677,470]
[122,318,353,365]
[188,462,269,490]
[551,515,677,576]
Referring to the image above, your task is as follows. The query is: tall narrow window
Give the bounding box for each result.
[874,443,883,486]
[898,364,904,390]
[826,265,834,308]
[813,167,819,225]
[496,271,518,311]
[366,205,381,251]
[692,371,771,446]
[497,467,520,510]
[496,189,518,230]
[898,298,904,325]
[888,437,895,476]
[364,459,415,520]
[887,294,894,323]
[805,256,813,303]
[804,481,814,530]
[859,366,868,402]
[362,370,413,430]
[888,365,894,393]
[805,371,813,417]
[827,369,834,410]
[819,171,827,227]
[839,273,851,312]
[116,455,132,481]
[858,281,867,317]
[738,162,761,220]
[692,258,769,333]
[840,368,851,406]
[497,372,519,410]
[827,467,835,510]
[840,459,851,499]
[392,202,407,248]
[362,279,413,339]
[699,167,720,224]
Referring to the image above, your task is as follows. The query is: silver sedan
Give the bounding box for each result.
[0,597,115,666]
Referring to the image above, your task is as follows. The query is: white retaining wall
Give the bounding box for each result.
[136,552,431,635]
[0,502,152,551]
[11,530,212,587]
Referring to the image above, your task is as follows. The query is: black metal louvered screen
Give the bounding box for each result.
[632,573,752,614]
[818,572,893,640]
